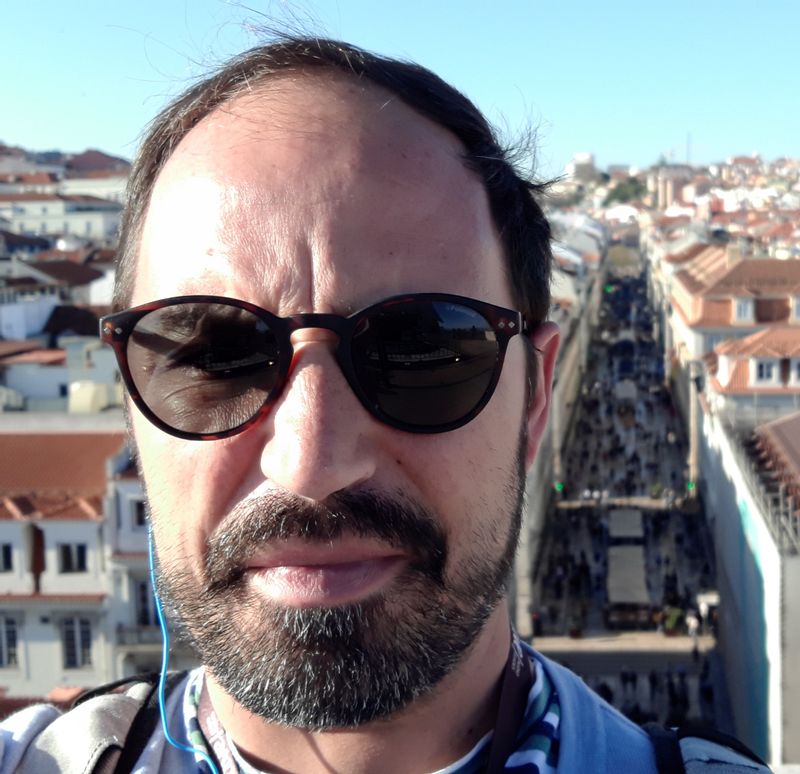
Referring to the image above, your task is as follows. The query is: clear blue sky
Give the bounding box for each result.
[3,0,799,177]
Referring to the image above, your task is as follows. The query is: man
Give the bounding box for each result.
[0,37,766,774]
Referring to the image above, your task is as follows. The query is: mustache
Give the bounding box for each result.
[202,489,448,592]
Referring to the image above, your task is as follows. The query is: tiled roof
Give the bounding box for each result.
[0,349,65,366]
[0,193,59,202]
[0,593,105,603]
[0,433,124,521]
[0,341,41,359]
[692,299,731,326]
[704,259,800,297]
[27,260,103,286]
[756,412,800,485]
[664,242,708,265]
[34,248,86,263]
[715,325,800,357]
[65,169,128,180]
[0,172,58,185]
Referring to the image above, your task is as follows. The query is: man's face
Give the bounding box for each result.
[132,75,538,727]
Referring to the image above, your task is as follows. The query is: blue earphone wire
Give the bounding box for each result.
[147,527,221,774]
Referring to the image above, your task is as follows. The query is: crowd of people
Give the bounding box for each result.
[535,264,721,726]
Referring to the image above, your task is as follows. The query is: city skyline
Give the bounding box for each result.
[3,0,800,178]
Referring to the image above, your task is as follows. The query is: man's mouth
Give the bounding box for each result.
[244,540,408,607]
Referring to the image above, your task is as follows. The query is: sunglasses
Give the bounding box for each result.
[100,293,528,440]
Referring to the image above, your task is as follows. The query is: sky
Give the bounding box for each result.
[3,0,800,178]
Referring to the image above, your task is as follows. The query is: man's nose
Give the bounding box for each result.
[258,340,378,501]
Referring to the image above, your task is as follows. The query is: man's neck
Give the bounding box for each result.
[205,607,511,774]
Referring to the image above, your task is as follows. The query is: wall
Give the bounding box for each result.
[4,363,67,401]
[39,521,105,595]
[0,296,59,339]
[699,406,782,763]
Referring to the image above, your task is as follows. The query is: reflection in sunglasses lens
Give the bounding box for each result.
[126,303,281,434]
[352,300,499,427]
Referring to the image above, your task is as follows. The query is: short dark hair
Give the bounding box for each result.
[114,36,553,325]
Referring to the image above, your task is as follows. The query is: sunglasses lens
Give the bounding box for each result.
[352,298,502,430]
[126,302,281,435]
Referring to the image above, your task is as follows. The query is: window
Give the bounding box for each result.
[756,361,774,382]
[62,617,91,668]
[135,580,156,626]
[0,544,11,572]
[58,543,87,573]
[0,617,17,667]
[133,501,147,529]
[795,298,800,320]
[735,299,752,321]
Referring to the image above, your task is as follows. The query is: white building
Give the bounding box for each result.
[0,194,121,240]
[696,406,800,768]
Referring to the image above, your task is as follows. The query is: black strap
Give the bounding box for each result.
[72,671,163,708]
[675,723,768,767]
[484,630,536,774]
[643,723,686,774]
[112,671,189,774]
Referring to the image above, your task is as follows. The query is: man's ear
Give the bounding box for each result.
[524,321,560,469]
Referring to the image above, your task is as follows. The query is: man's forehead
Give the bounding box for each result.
[135,72,506,309]
[163,72,471,188]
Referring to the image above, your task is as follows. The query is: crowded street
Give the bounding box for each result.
[533,255,732,731]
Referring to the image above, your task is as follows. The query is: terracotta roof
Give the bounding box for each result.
[716,325,800,357]
[704,259,800,297]
[65,149,130,173]
[0,593,105,603]
[0,349,65,366]
[0,172,58,185]
[27,260,103,286]
[756,412,800,486]
[692,299,731,326]
[664,242,709,265]
[34,248,86,263]
[0,341,41,359]
[0,494,102,521]
[65,168,128,180]
[0,433,124,521]
[674,269,705,295]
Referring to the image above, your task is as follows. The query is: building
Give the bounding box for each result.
[0,194,121,240]
[696,405,800,767]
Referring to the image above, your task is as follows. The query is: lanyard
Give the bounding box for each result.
[197,630,535,774]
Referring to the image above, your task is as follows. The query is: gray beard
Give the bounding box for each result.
[150,453,525,729]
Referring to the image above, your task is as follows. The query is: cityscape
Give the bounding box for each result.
[1,141,799,770]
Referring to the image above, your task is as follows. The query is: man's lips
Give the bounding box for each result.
[244,540,408,608]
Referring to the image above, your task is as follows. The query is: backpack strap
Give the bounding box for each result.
[675,724,768,768]
[642,722,686,774]
[644,722,773,774]
[14,670,189,774]
[112,671,189,774]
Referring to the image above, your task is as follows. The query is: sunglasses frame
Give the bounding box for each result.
[100,293,528,440]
